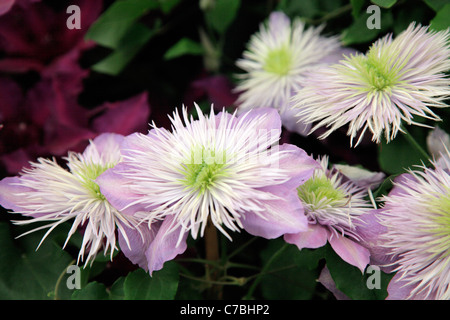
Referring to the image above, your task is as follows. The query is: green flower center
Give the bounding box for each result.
[297,175,346,210]
[181,147,228,194]
[427,192,450,256]
[264,46,292,76]
[352,46,402,92]
[77,163,115,200]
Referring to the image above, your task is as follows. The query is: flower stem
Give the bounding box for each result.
[204,218,222,299]
[54,259,76,300]
[243,242,289,300]
[401,126,431,162]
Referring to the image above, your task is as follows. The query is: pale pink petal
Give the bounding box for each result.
[118,220,160,272]
[0,176,31,212]
[328,234,370,273]
[284,223,329,249]
[238,108,282,133]
[276,143,320,190]
[96,164,150,216]
[318,266,350,300]
[82,132,124,164]
[356,209,395,272]
[145,216,188,274]
[386,272,433,300]
[241,186,308,239]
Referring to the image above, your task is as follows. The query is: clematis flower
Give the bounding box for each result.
[0,133,143,265]
[366,160,450,299]
[291,23,450,146]
[235,11,353,135]
[97,105,317,273]
[426,126,450,170]
[284,156,373,272]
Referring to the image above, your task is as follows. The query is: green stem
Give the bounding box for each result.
[54,259,76,300]
[243,243,289,300]
[303,3,352,25]
[401,126,431,162]
[227,237,258,260]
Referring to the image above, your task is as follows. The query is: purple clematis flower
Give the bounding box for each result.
[359,161,450,300]
[0,133,143,266]
[235,11,355,136]
[96,105,317,274]
[284,156,375,272]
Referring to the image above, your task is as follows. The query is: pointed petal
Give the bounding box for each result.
[318,266,350,300]
[356,209,395,271]
[145,216,188,274]
[284,224,329,249]
[118,220,160,272]
[0,176,30,212]
[241,187,308,239]
[96,164,149,216]
[238,108,282,133]
[328,235,370,273]
[276,143,319,190]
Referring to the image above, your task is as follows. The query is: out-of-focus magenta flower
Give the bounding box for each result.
[184,73,238,110]
[0,0,40,16]
[0,45,150,174]
[0,0,102,73]
[0,75,151,174]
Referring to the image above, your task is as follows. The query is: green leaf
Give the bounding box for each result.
[91,22,156,75]
[258,239,323,300]
[123,261,179,299]
[370,0,397,8]
[158,0,181,13]
[205,0,241,34]
[430,3,450,30]
[71,282,109,300]
[0,222,75,300]
[341,10,393,45]
[85,0,159,49]
[423,0,450,11]
[378,129,428,175]
[276,0,320,19]
[164,38,204,60]
[351,0,367,19]
[109,277,126,300]
[325,244,391,300]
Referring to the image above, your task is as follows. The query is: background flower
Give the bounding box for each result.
[235,11,354,136]
[292,23,450,146]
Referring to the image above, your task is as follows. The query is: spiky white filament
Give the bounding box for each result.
[299,157,373,240]
[235,12,341,114]
[11,140,138,266]
[380,160,450,300]
[118,105,295,242]
[291,23,450,146]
